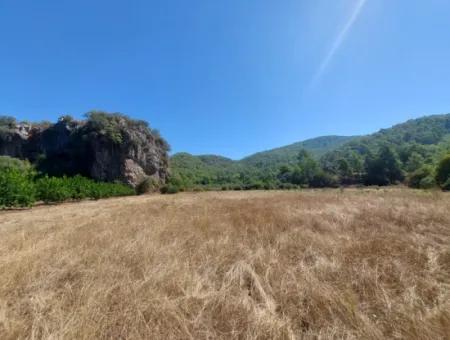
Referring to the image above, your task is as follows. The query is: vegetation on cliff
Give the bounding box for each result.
[0,112,170,187]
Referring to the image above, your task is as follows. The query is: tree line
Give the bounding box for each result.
[168,146,450,192]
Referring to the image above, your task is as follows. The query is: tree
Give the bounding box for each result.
[407,165,436,189]
[337,159,351,178]
[405,152,425,173]
[0,116,16,129]
[296,150,320,186]
[435,154,450,190]
[365,146,403,186]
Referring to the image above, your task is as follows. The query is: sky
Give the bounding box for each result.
[1,0,450,159]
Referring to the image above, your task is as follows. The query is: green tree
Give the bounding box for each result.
[296,150,321,186]
[405,152,425,173]
[0,116,16,129]
[435,154,450,190]
[365,146,404,186]
[407,165,436,189]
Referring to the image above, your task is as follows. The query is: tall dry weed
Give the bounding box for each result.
[0,189,449,339]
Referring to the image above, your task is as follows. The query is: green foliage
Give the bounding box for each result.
[84,111,170,151]
[136,177,159,195]
[405,151,425,173]
[0,116,17,140]
[58,115,75,123]
[240,136,357,171]
[321,114,450,186]
[169,115,449,191]
[442,178,450,191]
[407,166,436,189]
[0,116,17,129]
[1,169,136,207]
[160,184,180,194]
[85,111,126,144]
[310,171,339,188]
[36,176,72,203]
[0,168,36,208]
[169,136,359,191]
[365,146,404,186]
[35,175,135,203]
[435,155,450,189]
[276,150,336,188]
[0,156,32,171]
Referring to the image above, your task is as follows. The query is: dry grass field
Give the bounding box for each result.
[0,189,449,339]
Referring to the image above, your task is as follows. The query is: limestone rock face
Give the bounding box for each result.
[0,114,170,188]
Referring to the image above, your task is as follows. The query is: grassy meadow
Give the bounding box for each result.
[0,189,449,339]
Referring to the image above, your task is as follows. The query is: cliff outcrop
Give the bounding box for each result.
[0,112,170,187]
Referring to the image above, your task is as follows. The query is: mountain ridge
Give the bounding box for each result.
[170,113,450,189]
[171,135,358,164]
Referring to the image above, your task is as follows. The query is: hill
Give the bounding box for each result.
[170,136,356,189]
[321,114,450,179]
[240,135,357,170]
[170,114,450,190]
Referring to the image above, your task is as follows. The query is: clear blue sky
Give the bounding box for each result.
[1,0,449,159]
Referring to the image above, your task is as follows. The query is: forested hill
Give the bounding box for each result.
[240,135,357,170]
[170,114,450,190]
[171,135,356,168]
[170,135,357,186]
[321,114,450,175]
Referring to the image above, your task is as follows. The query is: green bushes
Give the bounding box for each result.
[435,155,450,190]
[136,177,159,195]
[0,156,32,171]
[36,176,72,203]
[442,178,450,191]
[35,175,135,203]
[0,160,136,207]
[0,168,36,208]
[0,157,36,208]
[407,166,436,189]
[160,184,180,194]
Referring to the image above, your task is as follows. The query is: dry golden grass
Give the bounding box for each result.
[0,189,449,339]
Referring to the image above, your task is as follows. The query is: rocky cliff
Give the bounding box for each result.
[0,112,170,187]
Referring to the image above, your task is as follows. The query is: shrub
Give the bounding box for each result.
[407,166,436,189]
[244,181,264,190]
[36,175,135,203]
[0,156,32,171]
[161,185,179,194]
[435,155,450,189]
[310,171,339,188]
[36,176,72,203]
[0,168,36,208]
[278,183,297,190]
[442,178,450,191]
[88,181,135,199]
[263,183,275,190]
[136,177,159,195]
[65,175,96,199]
[419,176,436,189]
